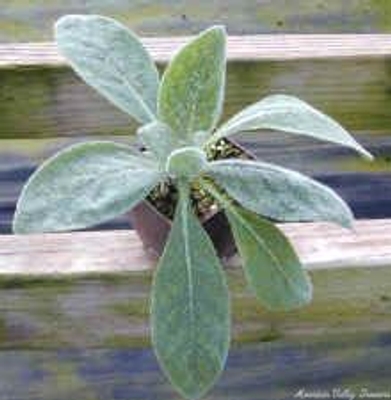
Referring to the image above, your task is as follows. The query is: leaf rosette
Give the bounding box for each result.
[13,15,373,400]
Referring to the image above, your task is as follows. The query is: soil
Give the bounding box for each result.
[147,138,248,220]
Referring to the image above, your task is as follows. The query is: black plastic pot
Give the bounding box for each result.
[129,199,236,260]
[129,140,253,260]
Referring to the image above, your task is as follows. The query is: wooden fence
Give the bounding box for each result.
[0,32,391,399]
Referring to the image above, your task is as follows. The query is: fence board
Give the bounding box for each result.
[0,220,390,350]
[2,36,391,140]
[1,336,390,399]
[0,0,391,43]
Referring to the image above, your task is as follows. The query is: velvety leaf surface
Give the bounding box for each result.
[166,147,208,180]
[13,141,161,233]
[137,121,175,164]
[158,26,226,141]
[205,159,354,228]
[212,94,372,159]
[151,190,230,400]
[55,15,159,124]
[226,206,312,310]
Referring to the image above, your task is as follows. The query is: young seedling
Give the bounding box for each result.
[13,15,373,399]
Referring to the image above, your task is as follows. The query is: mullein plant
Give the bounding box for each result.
[13,15,373,399]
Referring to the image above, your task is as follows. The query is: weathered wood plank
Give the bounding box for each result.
[2,56,391,139]
[3,35,391,67]
[0,260,389,350]
[1,336,390,399]
[0,194,390,395]
[0,241,389,349]
[2,36,391,141]
[0,0,391,43]
[0,220,390,349]
[1,219,391,275]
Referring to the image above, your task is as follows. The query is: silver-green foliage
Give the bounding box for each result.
[13,15,373,399]
[152,186,230,399]
[205,159,354,228]
[158,26,226,142]
[228,208,312,310]
[55,15,159,124]
[13,141,162,233]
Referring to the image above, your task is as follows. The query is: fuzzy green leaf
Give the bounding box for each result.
[166,147,208,180]
[137,121,175,163]
[158,26,226,141]
[206,159,354,228]
[211,94,372,159]
[226,206,312,310]
[13,141,162,234]
[151,188,230,400]
[55,15,159,124]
